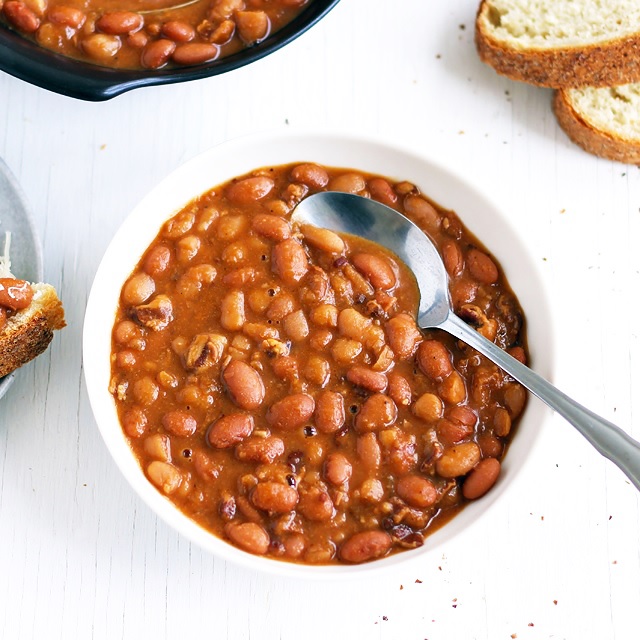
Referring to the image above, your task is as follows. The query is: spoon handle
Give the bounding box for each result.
[439,313,640,491]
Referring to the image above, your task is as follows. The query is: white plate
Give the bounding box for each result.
[84,128,555,579]
[0,158,43,400]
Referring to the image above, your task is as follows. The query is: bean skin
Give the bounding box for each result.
[222,360,265,410]
[339,531,392,563]
[462,458,501,499]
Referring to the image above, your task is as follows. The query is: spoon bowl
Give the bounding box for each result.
[294,191,640,491]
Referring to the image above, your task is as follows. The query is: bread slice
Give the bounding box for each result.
[553,83,640,163]
[0,233,66,378]
[476,0,640,88]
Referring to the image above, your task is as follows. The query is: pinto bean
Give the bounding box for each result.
[225,522,270,555]
[162,410,197,437]
[396,475,438,508]
[290,163,329,189]
[314,391,345,433]
[235,435,284,464]
[462,458,501,499]
[416,340,453,381]
[324,452,352,485]
[351,252,397,290]
[298,487,334,522]
[355,393,397,432]
[299,224,345,254]
[467,248,499,284]
[346,366,388,393]
[385,313,422,359]
[357,433,381,470]
[272,238,309,284]
[266,393,315,430]
[222,360,265,410]
[207,413,254,448]
[251,214,291,241]
[436,442,481,478]
[96,11,143,35]
[339,531,392,563]
[251,481,298,513]
[172,42,219,65]
[226,176,274,205]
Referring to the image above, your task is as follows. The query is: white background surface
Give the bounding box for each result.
[1,0,639,638]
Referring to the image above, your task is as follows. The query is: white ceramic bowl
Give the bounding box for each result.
[83,129,554,578]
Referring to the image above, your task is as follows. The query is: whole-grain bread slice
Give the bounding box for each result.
[553,83,640,163]
[476,0,640,88]
[0,282,66,378]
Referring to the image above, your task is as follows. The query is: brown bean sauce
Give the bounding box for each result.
[110,162,528,564]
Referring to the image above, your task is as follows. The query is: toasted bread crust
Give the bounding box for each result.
[553,90,640,164]
[475,1,640,88]
[0,284,66,378]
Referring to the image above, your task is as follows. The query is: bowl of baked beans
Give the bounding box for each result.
[0,0,339,100]
[83,129,554,576]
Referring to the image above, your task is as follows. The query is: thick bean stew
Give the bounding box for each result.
[110,163,528,564]
[1,0,311,70]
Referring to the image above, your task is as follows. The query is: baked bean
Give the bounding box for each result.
[300,225,345,255]
[442,239,464,277]
[143,245,171,276]
[368,177,398,207]
[337,308,371,340]
[222,266,258,288]
[251,482,298,513]
[96,11,142,35]
[385,314,422,359]
[164,211,195,238]
[504,383,527,418]
[172,42,219,65]
[207,414,254,448]
[235,435,284,464]
[467,248,499,285]
[290,163,329,189]
[143,433,171,461]
[493,407,512,437]
[451,278,478,309]
[48,5,84,27]
[283,533,306,559]
[310,304,338,328]
[508,345,527,364]
[81,33,121,60]
[127,30,148,48]
[161,20,194,42]
[436,442,481,478]
[303,355,330,386]
[116,350,137,370]
[440,371,466,404]
[359,478,385,503]
[413,392,443,422]
[132,376,159,406]
[162,410,197,437]
[114,320,144,348]
[339,531,392,564]
[176,235,200,263]
[310,329,333,351]
[226,176,274,205]
[417,340,453,381]
[324,452,352,485]
[3,1,39,31]
[266,292,294,321]
[0,279,33,310]
[462,458,501,499]
[331,337,362,363]
[388,372,412,406]
[357,433,381,470]
[141,38,175,68]
[328,173,366,194]
[122,272,155,306]
[251,214,291,241]
[396,475,438,508]
[266,393,315,430]
[447,405,477,427]
[355,394,397,433]
[220,290,245,331]
[283,309,309,342]
[436,418,473,445]
[298,487,334,522]
[122,407,148,438]
[404,195,440,231]
[347,366,388,393]
[147,461,182,495]
[235,9,269,44]
[225,522,270,555]
[352,253,396,290]
[272,238,309,284]
[477,435,503,458]
[314,390,345,433]
[222,360,265,410]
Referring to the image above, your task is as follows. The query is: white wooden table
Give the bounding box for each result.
[1,1,639,638]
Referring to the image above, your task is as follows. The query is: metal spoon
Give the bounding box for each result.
[293,191,640,491]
